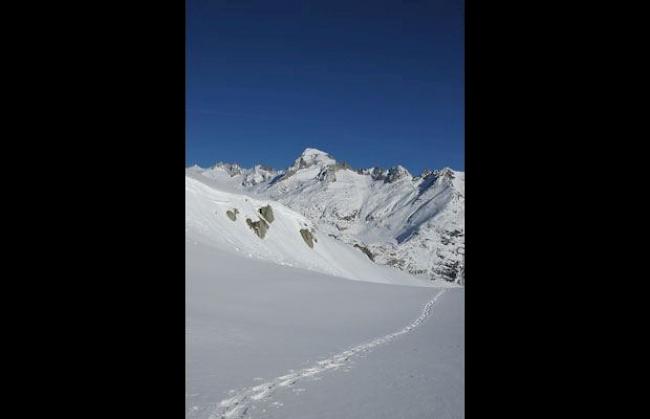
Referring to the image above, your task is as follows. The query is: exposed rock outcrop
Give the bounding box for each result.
[225,208,239,221]
[246,217,269,239]
[353,244,374,261]
[385,165,411,183]
[258,205,274,223]
[299,228,315,248]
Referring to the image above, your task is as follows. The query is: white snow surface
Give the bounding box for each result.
[186,241,464,419]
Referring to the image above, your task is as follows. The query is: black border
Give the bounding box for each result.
[19,2,188,417]
[10,1,618,417]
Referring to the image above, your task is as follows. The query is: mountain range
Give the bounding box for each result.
[187,148,464,285]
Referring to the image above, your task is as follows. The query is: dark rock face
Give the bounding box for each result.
[336,210,358,222]
[246,217,269,239]
[316,166,336,182]
[387,258,405,269]
[353,244,375,261]
[299,228,315,248]
[363,167,388,181]
[225,208,239,221]
[315,163,351,183]
[385,166,411,183]
[434,260,461,282]
[258,205,274,223]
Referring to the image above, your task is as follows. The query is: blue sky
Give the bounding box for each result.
[187,0,464,174]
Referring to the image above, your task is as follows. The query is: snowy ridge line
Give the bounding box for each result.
[208,289,447,419]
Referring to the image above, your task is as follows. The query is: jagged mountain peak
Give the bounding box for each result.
[212,162,243,177]
[301,147,331,158]
[435,167,456,177]
[289,148,337,171]
[385,165,412,183]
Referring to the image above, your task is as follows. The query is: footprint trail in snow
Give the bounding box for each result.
[207,289,446,419]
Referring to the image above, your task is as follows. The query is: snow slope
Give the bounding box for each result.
[186,151,464,419]
[255,288,464,419]
[189,148,465,284]
[186,173,435,286]
[186,241,464,419]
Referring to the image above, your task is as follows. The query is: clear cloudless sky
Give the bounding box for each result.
[187,0,464,174]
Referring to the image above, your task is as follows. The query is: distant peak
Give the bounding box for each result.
[300,148,330,157]
[420,168,434,178]
[385,165,412,183]
[288,148,337,171]
[435,167,456,178]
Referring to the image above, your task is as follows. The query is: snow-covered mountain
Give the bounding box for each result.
[188,148,465,284]
[186,173,432,286]
[186,151,464,419]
